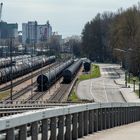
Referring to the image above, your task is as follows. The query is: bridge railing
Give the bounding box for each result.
[0,102,140,140]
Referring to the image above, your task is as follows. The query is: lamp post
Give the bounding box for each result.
[139,71,140,81]
[139,82,140,98]
[125,71,127,87]
[139,72,140,98]
[133,78,136,92]
[114,48,130,87]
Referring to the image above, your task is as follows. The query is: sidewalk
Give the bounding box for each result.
[79,122,140,140]
[114,71,140,102]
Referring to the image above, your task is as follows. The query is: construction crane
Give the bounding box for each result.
[0,2,3,22]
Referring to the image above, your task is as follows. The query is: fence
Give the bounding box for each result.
[0,102,140,140]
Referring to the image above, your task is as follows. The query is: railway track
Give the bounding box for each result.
[0,62,58,92]
[48,84,71,102]
[4,82,37,101]
[2,60,82,104]
[24,77,64,103]
[25,65,82,103]
[24,90,47,103]
[2,63,61,102]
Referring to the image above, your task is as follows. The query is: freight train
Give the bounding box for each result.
[37,59,74,91]
[83,60,91,72]
[0,55,31,68]
[63,59,82,83]
[0,56,55,84]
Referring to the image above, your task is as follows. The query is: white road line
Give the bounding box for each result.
[103,79,109,102]
[90,80,98,102]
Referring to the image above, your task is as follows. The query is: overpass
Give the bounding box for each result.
[0,102,140,140]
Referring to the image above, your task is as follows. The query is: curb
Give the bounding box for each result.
[119,89,128,102]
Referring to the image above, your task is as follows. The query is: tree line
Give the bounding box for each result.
[81,3,140,75]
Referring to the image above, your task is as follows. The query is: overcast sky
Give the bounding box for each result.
[1,0,139,37]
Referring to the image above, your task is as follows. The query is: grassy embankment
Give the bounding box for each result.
[0,90,10,100]
[69,64,101,102]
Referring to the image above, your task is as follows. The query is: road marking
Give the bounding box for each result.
[90,80,98,102]
[103,79,109,102]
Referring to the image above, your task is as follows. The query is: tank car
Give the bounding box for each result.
[0,56,56,84]
[83,60,91,72]
[63,59,82,83]
[37,59,74,91]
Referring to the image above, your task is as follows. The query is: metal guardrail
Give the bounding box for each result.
[0,102,140,140]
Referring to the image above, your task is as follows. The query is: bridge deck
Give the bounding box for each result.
[79,122,140,140]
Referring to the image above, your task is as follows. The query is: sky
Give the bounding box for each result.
[1,0,140,37]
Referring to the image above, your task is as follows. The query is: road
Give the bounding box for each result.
[79,122,140,140]
[77,64,125,102]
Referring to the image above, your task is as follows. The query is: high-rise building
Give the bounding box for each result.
[22,21,37,44]
[37,21,52,43]
[22,21,52,45]
[0,21,18,38]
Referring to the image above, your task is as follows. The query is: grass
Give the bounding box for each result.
[69,64,101,102]
[79,64,101,81]
[0,90,10,100]
[69,90,79,102]
[127,74,139,85]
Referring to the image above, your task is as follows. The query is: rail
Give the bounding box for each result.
[0,62,58,92]
[0,102,140,140]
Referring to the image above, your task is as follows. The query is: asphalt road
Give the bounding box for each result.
[77,64,125,102]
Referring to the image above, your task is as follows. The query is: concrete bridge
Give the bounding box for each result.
[0,102,140,140]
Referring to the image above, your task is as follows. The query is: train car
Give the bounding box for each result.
[63,59,82,83]
[37,59,74,91]
[83,60,91,72]
[0,58,11,68]
[0,56,56,84]
[0,55,31,68]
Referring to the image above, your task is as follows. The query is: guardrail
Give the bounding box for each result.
[0,102,140,140]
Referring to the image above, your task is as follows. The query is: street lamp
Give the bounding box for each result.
[125,71,128,87]
[114,48,131,87]
[133,78,136,92]
[139,81,140,98]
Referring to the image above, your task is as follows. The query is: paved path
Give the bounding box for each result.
[77,63,140,102]
[79,122,140,140]
[114,67,140,102]
[77,64,125,102]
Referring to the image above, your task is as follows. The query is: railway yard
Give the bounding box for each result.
[0,55,88,118]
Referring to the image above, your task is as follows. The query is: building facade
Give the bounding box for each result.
[22,21,37,44]
[0,21,18,38]
[22,21,52,45]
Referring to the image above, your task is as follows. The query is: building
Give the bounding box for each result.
[0,21,18,38]
[37,21,52,43]
[22,21,37,44]
[22,21,52,45]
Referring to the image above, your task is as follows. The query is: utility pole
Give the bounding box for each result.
[30,41,35,101]
[10,38,13,104]
[40,28,44,93]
